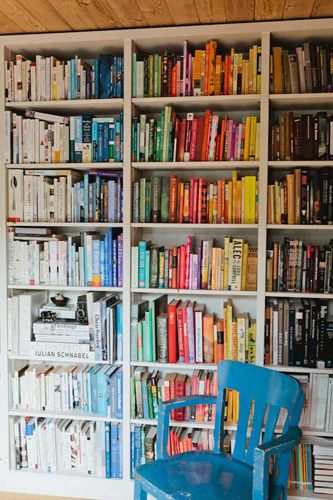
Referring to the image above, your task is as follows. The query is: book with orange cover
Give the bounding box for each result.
[273,47,283,94]
[203,313,214,363]
[201,110,211,161]
[169,175,178,223]
[286,173,295,224]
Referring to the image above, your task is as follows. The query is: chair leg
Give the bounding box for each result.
[134,479,147,500]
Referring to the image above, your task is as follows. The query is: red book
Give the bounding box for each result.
[215,134,220,161]
[177,247,181,288]
[185,236,192,289]
[178,182,184,223]
[171,64,177,97]
[224,55,231,95]
[195,116,205,161]
[201,181,208,223]
[204,114,212,161]
[184,114,193,161]
[176,300,188,362]
[179,245,186,289]
[168,299,180,362]
[189,118,198,161]
[198,178,203,223]
[192,179,199,224]
[189,178,194,223]
[201,110,212,161]
[174,374,186,420]
[169,175,178,223]
[219,117,226,160]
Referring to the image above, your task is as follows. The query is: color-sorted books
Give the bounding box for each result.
[270,111,333,161]
[264,299,331,368]
[8,292,123,362]
[13,417,122,478]
[131,237,257,291]
[7,169,123,223]
[5,53,123,102]
[130,297,256,364]
[267,168,333,225]
[12,362,122,418]
[288,443,313,491]
[5,111,123,164]
[271,44,333,94]
[266,238,333,293]
[313,442,333,495]
[8,229,123,287]
[132,173,257,224]
[132,108,260,162]
[133,41,261,97]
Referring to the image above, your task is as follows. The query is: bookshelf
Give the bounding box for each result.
[0,19,332,500]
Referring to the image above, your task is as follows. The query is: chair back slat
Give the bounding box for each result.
[215,361,303,467]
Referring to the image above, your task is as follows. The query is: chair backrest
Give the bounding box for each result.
[213,361,304,466]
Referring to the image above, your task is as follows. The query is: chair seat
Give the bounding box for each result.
[135,451,253,499]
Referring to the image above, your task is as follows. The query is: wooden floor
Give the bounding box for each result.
[0,495,85,500]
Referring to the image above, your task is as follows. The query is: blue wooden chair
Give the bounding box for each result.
[134,360,304,500]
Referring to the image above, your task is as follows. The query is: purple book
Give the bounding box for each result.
[117,234,123,287]
[197,244,202,290]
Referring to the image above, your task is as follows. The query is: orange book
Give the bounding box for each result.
[236,179,242,223]
[169,175,178,223]
[197,178,203,223]
[215,55,222,95]
[224,55,230,95]
[229,48,235,95]
[217,179,223,223]
[294,168,301,224]
[232,320,238,360]
[203,313,214,363]
[183,183,190,223]
[204,41,211,96]
[178,182,184,223]
[209,40,217,96]
[201,109,212,161]
[272,46,283,94]
[220,178,225,223]
[193,50,202,96]
[286,173,295,224]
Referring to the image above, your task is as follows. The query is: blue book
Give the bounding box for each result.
[108,181,116,222]
[92,120,98,162]
[104,422,111,479]
[100,240,105,286]
[107,229,113,286]
[115,369,122,418]
[115,119,121,162]
[87,367,95,412]
[93,58,100,98]
[134,426,141,470]
[138,241,147,288]
[104,236,108,286]
[92,238,101,287]
[102,123,109,162]
[130,430,135,479]
[74,116,83,163]
[117,57,123,98]
[97,122,104,162]
[118,424,123,478]
[145,249,150,288]
[70,58,76,99]
[116,302,123,362]
[120,112,124,161]
[110,423,119,478]
[90,365,99,414]
[79,246,85,286]
[99,54,111,99]
[112,239,117,286]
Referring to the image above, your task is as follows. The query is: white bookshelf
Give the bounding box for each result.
[0,18,332,500]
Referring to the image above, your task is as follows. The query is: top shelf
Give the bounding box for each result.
[5,99,124,114]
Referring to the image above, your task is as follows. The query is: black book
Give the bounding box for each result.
[300,114,314,160]
[288,301,296,366]
[308,299,318,368]
[293,300,304,366]
[302,299,310,367]
[317,300,328,366]
[325,315,333,368]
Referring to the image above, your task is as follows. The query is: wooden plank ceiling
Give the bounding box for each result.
[0,0,332,34]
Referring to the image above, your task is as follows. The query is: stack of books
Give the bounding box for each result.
[131,368,218,421]
[13,417,123,478]
[131,237,257,292]
[12,362,123,418]
[8,228,123,288]
[267,168,333,225]
[5,53,124,101]
[265,299,331,368]
[132,41,261,97]
[8,169,123,223]
[8,291,123,362]
[131,297,256,364]
[132,173,257,224]
[132,108,260,162]
[271,44,333,94]
[266,238,333,293]
[288,443,313,492]
[270,112,333,161]
[5,110,123,164]
[313,443,333,495]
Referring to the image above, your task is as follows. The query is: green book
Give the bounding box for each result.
[145,180,151,222]
[145,249,150,288]
[132,52,137,97]
[147,384,154,419]
[160,109,165,162]
[160,176,169,222]
[139,178,146,223]
[157,55,162,97]
[149,246,159,289]
[148,54,154,97]
[155,119,162,162]
[148,119,155,162]
[153,54,159,97]
[151,177,161,223]
[143,312,150,361]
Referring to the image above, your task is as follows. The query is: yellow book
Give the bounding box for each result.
[211,247,217,290]
[252,44,258,94]
[241,177,245,223]
[248,320,256,364]
[215,247,222,291]
[257,46,262,93]
[223,237,230,291]
[244,60,249,94]
[232,172,237,223]
[227,300,233,360]
[209,40,217,96]
[249,116,257,160]
[244,177,250,224]
[248,48,253,94]
[208,183,214,223]
[243,116,251,161]
[227,390,233,422]
[229,48,235,95]
[193,50,202,96]
[220,249,225,290]
[215,54,222,95]
[223,301,228,359]
[255,122,260,160]
[248,175,256,223]
[241,243,249,291]
[232,320,238,360]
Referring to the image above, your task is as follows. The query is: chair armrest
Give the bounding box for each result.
[252,426,302,500]
[156,395,217,459]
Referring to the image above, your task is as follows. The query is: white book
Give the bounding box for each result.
[8,169,23,222]
[194,303,204,363]
[4,110,11,163]
[136,61,144,98]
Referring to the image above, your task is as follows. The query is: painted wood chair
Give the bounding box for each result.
[134,360,304,500]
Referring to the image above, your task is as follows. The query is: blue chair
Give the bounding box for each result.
[134,360,304,500]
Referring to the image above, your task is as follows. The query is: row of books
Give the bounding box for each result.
[132,173,257,224]
[5,54,123,102]
[131,424,216,473]
[296,373,333,431]
[132,109,260,162]
[270,112,333,161]
[264,299,332,368]
[8,170,123,224]
[8,229,123,288]
[266,238,333,293]
[131,297,256,365]
[131,237,257,292]
[5,111,124,164]
[12,362,122,418]
[13,417,123,478]
[271,44,333,94]
[267,168,333,225]
[131,368,217,422]
[288,443,313,492]
[132,42,261,97]
[8,291,123,362]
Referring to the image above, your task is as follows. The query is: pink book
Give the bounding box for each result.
[189,178,194,223]
[168,249,173,288]
[191,254,199,289]
[182,41,187,97]
[186,302,195,363]
[185,236,192,289]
